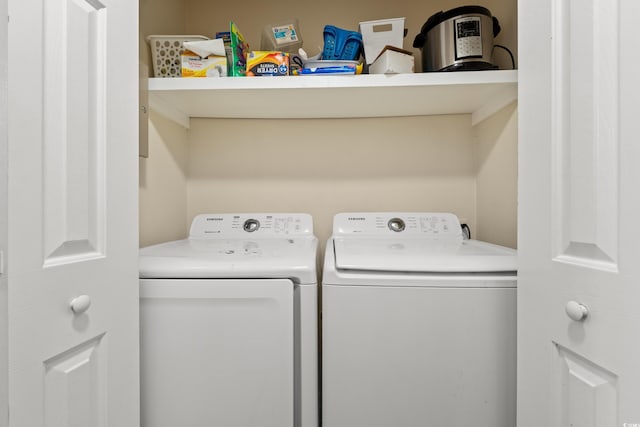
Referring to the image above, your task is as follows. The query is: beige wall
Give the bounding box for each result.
[474,103,518,248]
[139,0,186,70]
[138,0,519,248]
[139,110,519,249]
[139,112,190,247]
[139,0,191,247]
[186,115,477,249]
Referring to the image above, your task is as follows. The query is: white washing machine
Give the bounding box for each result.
[322,212,517,427]
[139,213,318,427]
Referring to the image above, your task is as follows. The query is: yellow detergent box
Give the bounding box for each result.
[246,51,290,76]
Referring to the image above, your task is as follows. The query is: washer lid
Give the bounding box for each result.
[331,212,515,273]
[333,237,516,273]
[140,236,318,282]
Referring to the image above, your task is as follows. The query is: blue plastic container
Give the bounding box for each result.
[322,25,363,61]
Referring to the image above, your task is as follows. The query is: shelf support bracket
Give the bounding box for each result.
[149,93,191,129]
[471,85,518,126]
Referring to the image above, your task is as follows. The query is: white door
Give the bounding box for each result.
[7,0,139,425]
[518,0,640,425]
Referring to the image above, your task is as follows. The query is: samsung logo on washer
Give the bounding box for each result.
[206,217,224,221]
[348,217,366,221]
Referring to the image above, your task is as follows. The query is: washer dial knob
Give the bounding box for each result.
[388,218,406,232]
[243,218,260,233]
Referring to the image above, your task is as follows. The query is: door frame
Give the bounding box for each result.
[1,0,9,424]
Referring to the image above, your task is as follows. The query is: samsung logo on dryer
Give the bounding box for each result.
[206,217,224,221]
[348,217,366,221]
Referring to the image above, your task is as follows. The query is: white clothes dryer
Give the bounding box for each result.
[139,213,318,427]
[322,212,516,427]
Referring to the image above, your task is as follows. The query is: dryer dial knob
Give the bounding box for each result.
[243,218,261,233]
[388,218,406,232]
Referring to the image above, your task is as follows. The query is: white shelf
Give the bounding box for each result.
[148,70,517,128]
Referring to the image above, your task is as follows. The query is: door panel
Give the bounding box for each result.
[553,345,618,427]
[551,0,619,270]
[140,279,294,427]
[7,0,139,425]
[519,0,640,425]
[44,334,107,427]
[43,0,107,263]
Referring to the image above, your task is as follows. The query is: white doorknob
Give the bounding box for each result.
[565,301,588,321]
[70,295,92,314]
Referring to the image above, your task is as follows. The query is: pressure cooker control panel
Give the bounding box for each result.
[454,16,483,59]
[189,213,314,237]
[334,212,463,237]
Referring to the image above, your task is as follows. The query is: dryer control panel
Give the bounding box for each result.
[190,213,314,237]
[333,212,462,237]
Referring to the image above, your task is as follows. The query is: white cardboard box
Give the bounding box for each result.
[369,46,414,74]
[359,17,405,64]
[181,51,227,77]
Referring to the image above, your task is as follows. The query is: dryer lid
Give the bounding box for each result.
[139,213,318,283]
[140,236,318,282]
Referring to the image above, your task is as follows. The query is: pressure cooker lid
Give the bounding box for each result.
[413,5,497,49]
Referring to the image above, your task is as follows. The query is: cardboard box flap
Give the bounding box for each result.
[373,45,413,62]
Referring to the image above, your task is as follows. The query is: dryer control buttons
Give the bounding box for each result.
[387,218,406,232]
[243,218,261,233]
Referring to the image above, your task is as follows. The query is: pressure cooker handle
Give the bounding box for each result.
[413,11,444,48]
[492,16,501,37]
[412,33,426,48]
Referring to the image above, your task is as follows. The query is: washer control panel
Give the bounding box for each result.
[243,218,261,233]
[334,212,462,237]
[190,213,313,237]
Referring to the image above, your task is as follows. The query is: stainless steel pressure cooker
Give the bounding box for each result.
[413,5,501,72]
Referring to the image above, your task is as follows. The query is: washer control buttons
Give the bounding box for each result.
[387,218,406,232]
[243,218,261,233]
